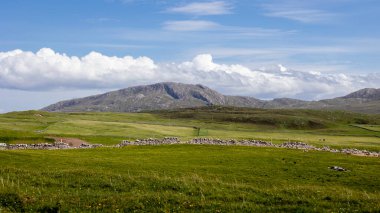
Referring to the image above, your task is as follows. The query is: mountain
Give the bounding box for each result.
[341,88,380,100]
[42,82,263,112]
[313,88,380,113]
[42,82,380,114]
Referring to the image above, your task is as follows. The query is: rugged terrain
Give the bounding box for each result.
[42,82,380,114]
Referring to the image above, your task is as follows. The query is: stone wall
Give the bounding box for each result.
[3,142,103,150]
[117,137,379,157]
[2,137,378,158]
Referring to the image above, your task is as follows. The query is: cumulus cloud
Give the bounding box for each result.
[0,48,157,90]
[0,48,379,100]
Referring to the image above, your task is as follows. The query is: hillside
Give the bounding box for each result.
[342,88,380,100]
[42,82,380,113]
[42,82,263,112]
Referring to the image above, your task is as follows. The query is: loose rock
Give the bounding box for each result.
[329,166,347,171]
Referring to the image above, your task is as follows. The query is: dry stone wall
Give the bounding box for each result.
[118,137,180,147]
[1,137,379,157]
[117,137,380,157]
[3,142,103,150]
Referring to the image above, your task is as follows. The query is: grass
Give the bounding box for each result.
[353,124,380,132]
[0,107,379,211]
[0,107,379,149]
[0,145,379,212]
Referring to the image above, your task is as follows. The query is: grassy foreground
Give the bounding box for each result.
[0,107,379,212]
[1,145,380,212]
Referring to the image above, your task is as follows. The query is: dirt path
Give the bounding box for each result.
[47,137,88,147]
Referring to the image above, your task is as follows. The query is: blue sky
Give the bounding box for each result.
[0,0,380,112]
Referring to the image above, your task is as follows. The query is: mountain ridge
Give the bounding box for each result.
[42,82,380,114]
[341,88,380,100]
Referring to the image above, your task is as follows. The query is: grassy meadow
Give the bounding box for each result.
[0,107,379,149]
[0,107,380,211]
[1,146,380,212]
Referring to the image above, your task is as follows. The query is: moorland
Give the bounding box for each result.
[0,107,380,212]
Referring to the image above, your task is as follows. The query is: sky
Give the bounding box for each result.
[1,0,380,112]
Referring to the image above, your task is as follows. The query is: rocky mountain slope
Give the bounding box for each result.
[341,88,380,100]
[42,83,380,113]
[42,82,263,112]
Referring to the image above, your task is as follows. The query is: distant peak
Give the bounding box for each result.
[196,84,206,89]
[153,82,177,86]
[342,88,380,100]
[151,82,209,89]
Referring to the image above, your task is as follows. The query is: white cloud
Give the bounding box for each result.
[163,20,219,31]
[262,3,338,23]
[0,48,157,90]
[167,1,231,16]
[278,64,288,72]
[0,48,379,100]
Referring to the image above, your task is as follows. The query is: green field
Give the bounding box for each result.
[0,107,379,149]
[0,107,380,211]
[353,124,380,132]
[1,146,380,212]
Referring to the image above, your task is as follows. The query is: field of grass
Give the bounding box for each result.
[0,107,379,211]
[353,124,380,132]
[1,145,380,212]
[0,107,379,150]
